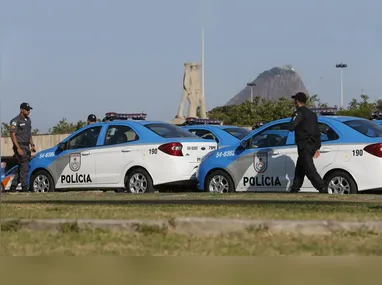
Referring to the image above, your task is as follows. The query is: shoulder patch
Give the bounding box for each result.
[11,121,17,126]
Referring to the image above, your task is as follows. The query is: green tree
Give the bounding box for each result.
[337,94,375,119]
[206,93,381,125]
[49,118,78,134]
[32,129,40,135]
[1,122,10,136]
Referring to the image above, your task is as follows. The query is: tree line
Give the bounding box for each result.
[1,94,381,136]
[207,94,382,126]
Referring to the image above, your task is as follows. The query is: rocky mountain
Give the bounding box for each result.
[225,65,309,106]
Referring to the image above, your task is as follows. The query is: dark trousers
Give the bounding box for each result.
[11,144,31,189]
[291,142,326,191]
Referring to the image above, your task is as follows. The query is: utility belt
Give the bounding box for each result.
[19,142,30,146]
[296,137,316,145]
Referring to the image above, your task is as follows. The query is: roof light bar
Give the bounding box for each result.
[370,112,382,120]
[182,117,222,126]
[309,107,337,115]
[103,112,147,121]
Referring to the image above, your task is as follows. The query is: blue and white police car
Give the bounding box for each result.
[181,118,251,148]
[27,112,217,193]
[196,108,382,194]
[1,162,21,192]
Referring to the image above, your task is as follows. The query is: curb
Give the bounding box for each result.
[2,217,382,235]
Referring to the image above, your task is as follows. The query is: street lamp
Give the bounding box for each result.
[247,82,256,103]
[335,63,347,109]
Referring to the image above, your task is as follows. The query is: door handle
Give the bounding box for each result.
[320,148,331,153]
[121,149,132,152]
[82,151,90,156]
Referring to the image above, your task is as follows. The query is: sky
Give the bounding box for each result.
[1,0,382,133]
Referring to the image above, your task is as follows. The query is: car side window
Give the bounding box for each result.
[188,129,219,143]
[67,126,102,149]
[250,123,290,148]
[104,125,139,145]
[319,123,339,142]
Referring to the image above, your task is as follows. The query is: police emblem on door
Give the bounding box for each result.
[69,153,81,172]
[253,152,268,173]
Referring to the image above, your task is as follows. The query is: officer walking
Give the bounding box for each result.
[9,102,36,192]
[288,92,328,193]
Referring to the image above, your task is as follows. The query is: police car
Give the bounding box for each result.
[27,112,217,193]
[1,163,21,192]
[181,118,251,148]
[196,107,382,194]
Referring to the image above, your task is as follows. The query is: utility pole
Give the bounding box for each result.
[247,82,256,103]
[335,63,347,109]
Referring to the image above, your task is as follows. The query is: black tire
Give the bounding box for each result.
[30,170,55,192]
[324,170,357,194]
[0,183,4,193]
[205,169,235,193]
[125,168,154,194]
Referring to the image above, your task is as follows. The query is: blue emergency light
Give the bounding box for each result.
[182,117,222,126]
[309,107,337,116]
[370,112,382,120]
[103,112,147,121]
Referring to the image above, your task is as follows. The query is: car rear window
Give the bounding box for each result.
[343,119,382,137]
[144,123,198,138]
[223,127,250,140]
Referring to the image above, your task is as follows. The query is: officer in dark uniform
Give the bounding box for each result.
[9,102,36,192]
[288,92,328,193]
[87,114,97,125]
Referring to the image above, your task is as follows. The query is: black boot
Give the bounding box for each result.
[9,185,17,192]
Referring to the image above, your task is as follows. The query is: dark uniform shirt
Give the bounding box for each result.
[288,106,321,151]
[9,114,32,145]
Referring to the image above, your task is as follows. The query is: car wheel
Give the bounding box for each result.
[205,170,235,193]
[325,170,357,194]
[30,170,55,193]
[125,168,154,194]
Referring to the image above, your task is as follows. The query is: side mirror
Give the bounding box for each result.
[238,139,249,150]
[57,142,66,152]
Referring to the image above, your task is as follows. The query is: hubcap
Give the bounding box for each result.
[129,173,148,194]
[328,176,351,194]
[33,175,50,192]
[208,175,229,193]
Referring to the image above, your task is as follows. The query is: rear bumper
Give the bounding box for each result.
[150,160,199,186]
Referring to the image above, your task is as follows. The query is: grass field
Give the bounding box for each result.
[2,191,382,220]
[2,192,382,255]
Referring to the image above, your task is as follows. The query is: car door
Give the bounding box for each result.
[55,125,102,189]
[187,128,220,144]
[231,122,294,192]
[95,124,140,185]
[284,121,340,191]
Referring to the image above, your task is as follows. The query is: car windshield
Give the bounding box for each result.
[144,123,199,138]
[343,119,382,137]
[223,127,250,140]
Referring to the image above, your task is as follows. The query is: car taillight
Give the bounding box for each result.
[158,142,183,156]
[364,143,382,157]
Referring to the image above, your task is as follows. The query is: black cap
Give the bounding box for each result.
[20,102,33,111]
[291,92,307,103]
[87,114,96,122]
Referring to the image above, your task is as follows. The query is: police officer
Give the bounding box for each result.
[288,92,327,193]
[9,102,36,192]
[87,114,97,125]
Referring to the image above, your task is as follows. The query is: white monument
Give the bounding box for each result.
[175,62,207,119]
